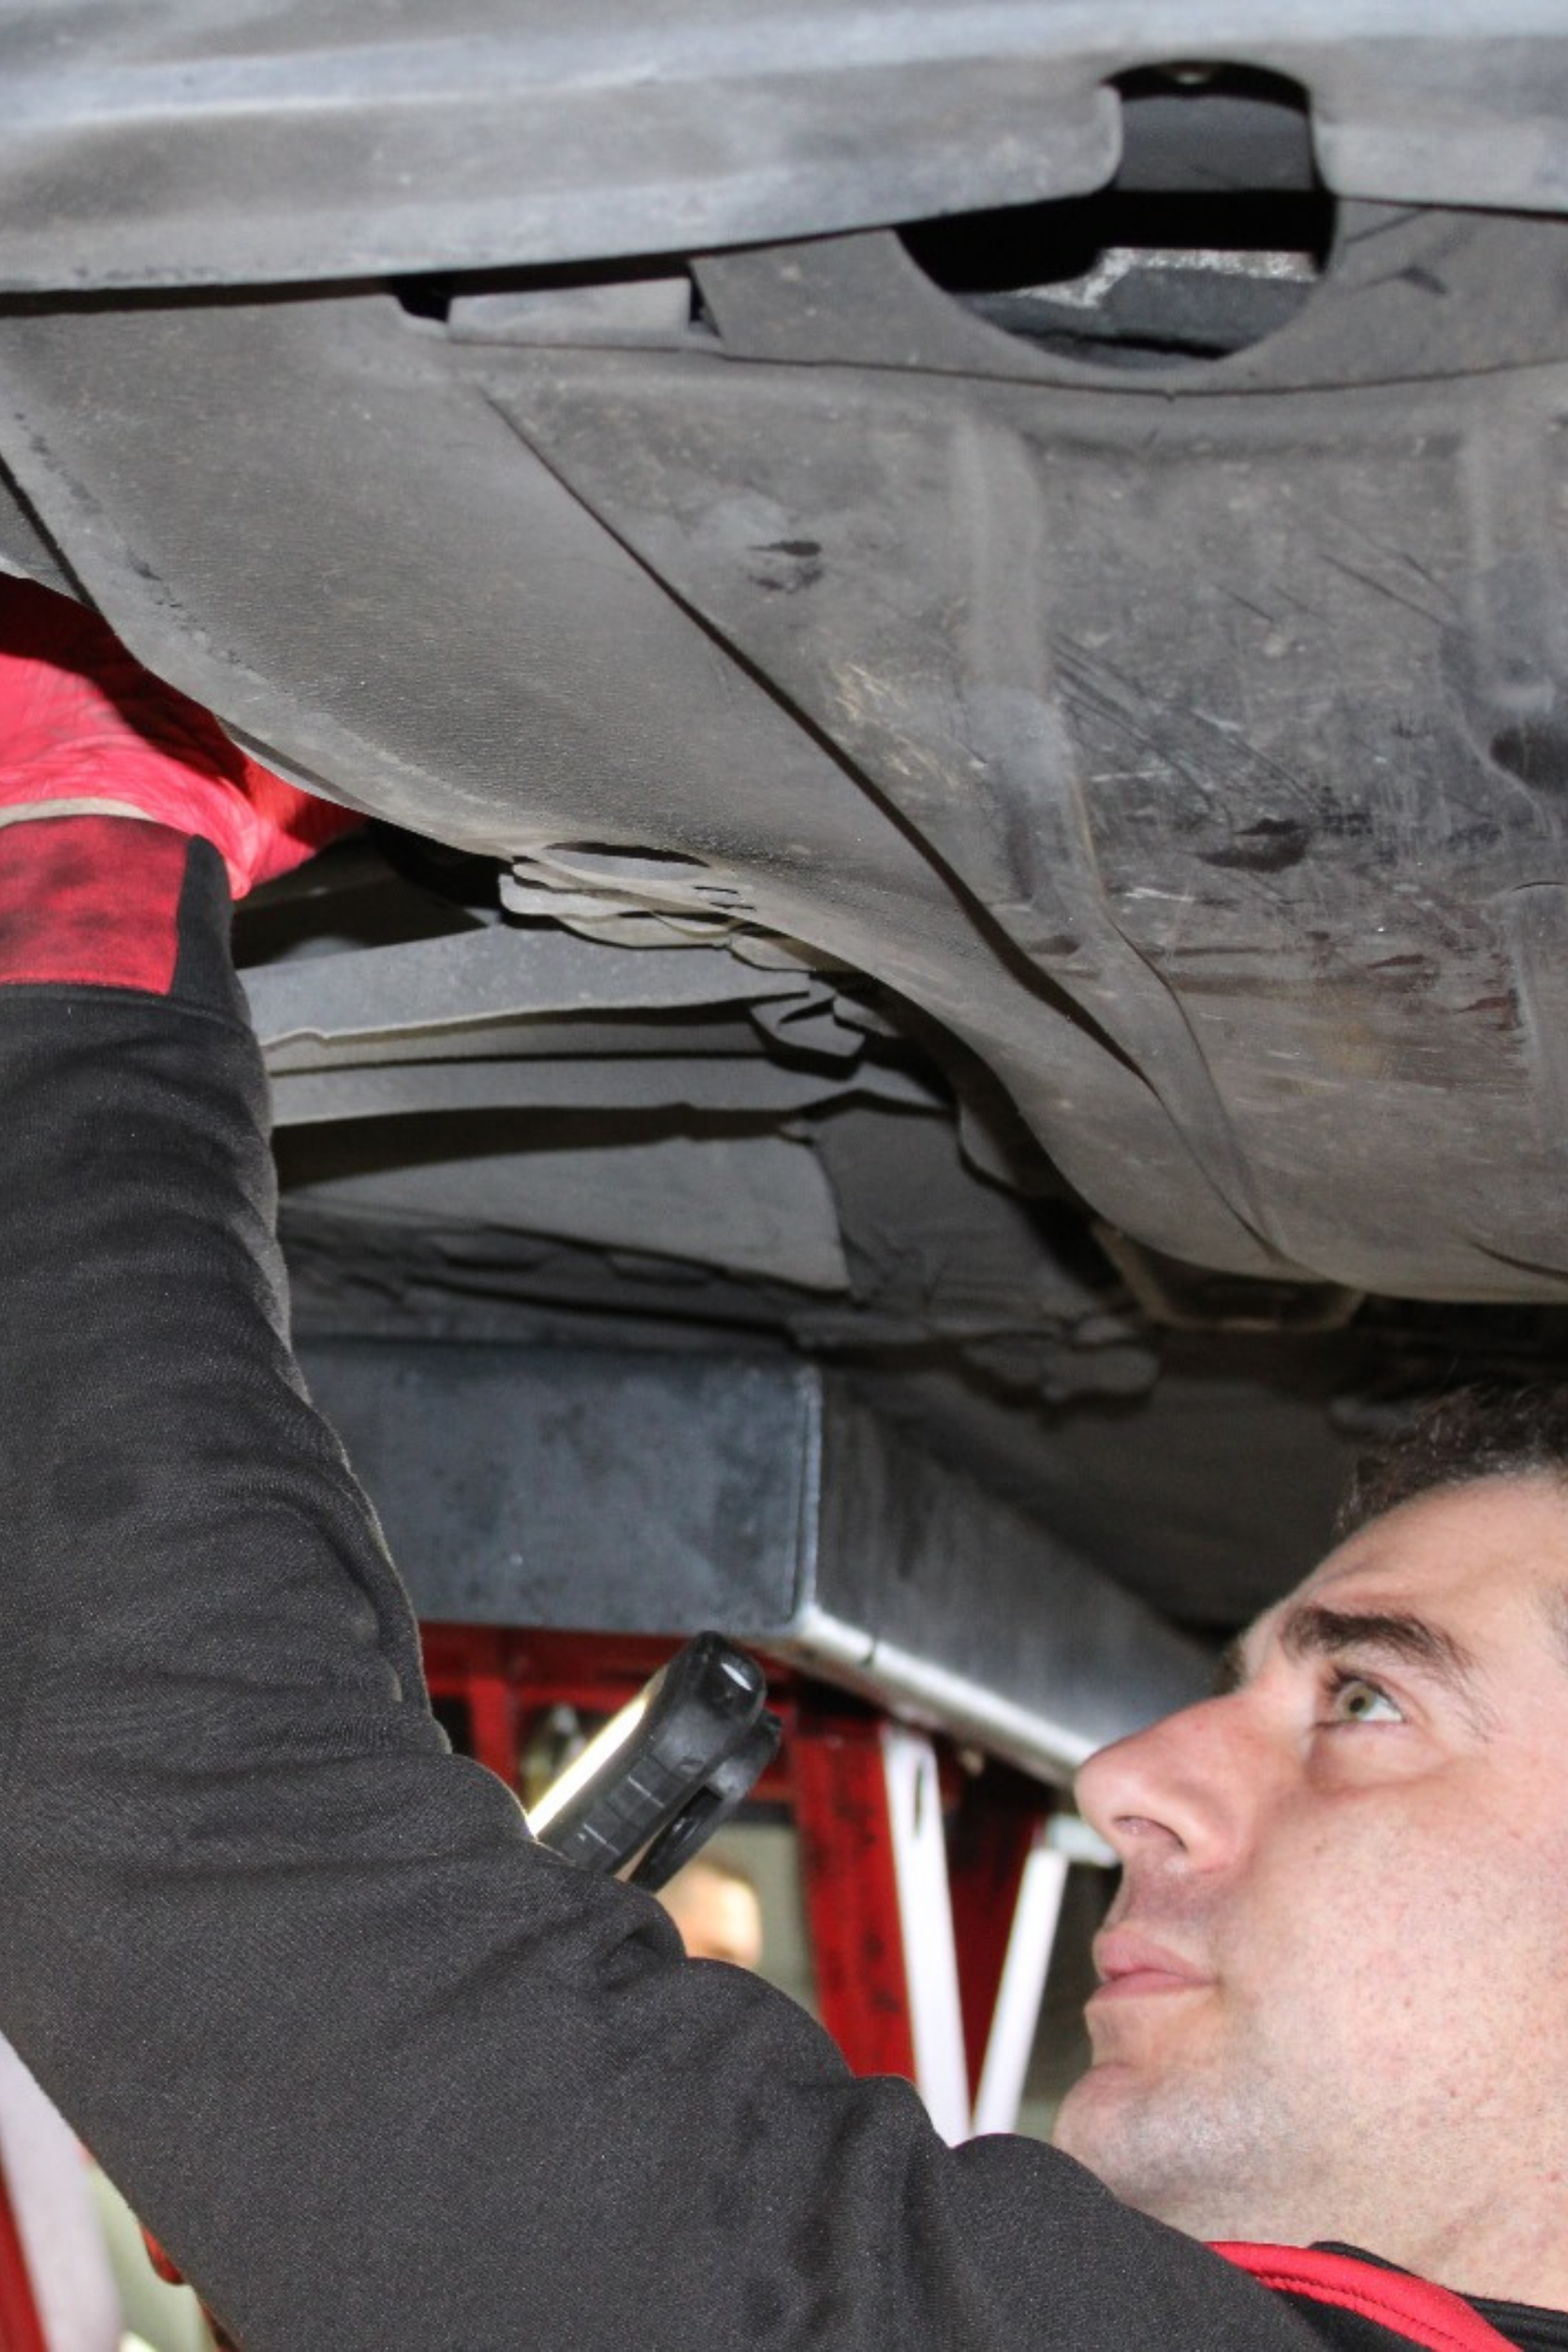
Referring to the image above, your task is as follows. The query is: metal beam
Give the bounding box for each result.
[301,1337,1210,1781]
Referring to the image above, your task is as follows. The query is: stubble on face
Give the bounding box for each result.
[1050,1898,1282,2238]
[1051,1480,1568,2278]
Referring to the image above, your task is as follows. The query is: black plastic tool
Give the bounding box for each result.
[530,1633,780,1891]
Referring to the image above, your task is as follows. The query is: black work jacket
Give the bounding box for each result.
[0,814,1553,2352]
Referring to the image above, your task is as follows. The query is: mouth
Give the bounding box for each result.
[1090,1928,1210,2003]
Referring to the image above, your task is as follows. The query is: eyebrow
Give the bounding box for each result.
[1215,1602,1495,1730]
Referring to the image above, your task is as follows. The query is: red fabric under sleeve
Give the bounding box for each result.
[0,814,191,995]
[1212,2243,1518,2352]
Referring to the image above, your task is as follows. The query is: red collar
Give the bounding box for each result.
[1210,2243,1518,2352]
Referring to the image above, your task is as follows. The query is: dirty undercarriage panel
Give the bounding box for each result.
[1,7,1566,1662]
[0,196,1565,1300]
[0,7,1560,291]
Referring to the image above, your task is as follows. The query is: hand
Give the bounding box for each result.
[0,575,360,896]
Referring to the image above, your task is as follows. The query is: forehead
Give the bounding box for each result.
[1252,1474,1568,1661]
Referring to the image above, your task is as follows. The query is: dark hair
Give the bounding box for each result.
[1338,1384,1568,1540]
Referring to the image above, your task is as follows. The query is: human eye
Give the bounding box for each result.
[1320,1670,1404,1727]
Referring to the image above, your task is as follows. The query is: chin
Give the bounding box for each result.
[1051,2068,1137,2180]
[1052,2072,1243,2238]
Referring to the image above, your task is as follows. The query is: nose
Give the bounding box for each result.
[1075,1691,1262,1872]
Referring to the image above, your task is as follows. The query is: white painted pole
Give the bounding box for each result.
[0,2034,122,2352]
[880,1723,971,2145]
[970,1830,1070,2137]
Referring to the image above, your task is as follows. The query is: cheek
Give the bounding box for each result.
[1234,1800,1568,2067]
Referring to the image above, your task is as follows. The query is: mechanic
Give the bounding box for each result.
[0,575,1564,2352]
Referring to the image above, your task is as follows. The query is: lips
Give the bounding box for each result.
[1091,1929,1210,2001]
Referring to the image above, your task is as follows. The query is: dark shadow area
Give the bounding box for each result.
[902,65,1334,368]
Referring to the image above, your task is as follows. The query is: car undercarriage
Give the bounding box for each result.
[3,3,1566,1774]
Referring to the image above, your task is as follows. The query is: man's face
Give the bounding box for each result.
[1052,1476,1568,2278]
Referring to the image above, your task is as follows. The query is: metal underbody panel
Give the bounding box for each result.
[0,7,1565,1673]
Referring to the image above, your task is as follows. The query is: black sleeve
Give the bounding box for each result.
[0,818,1320,2352]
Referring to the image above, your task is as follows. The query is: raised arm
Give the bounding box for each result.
[0,584,1298,2352]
